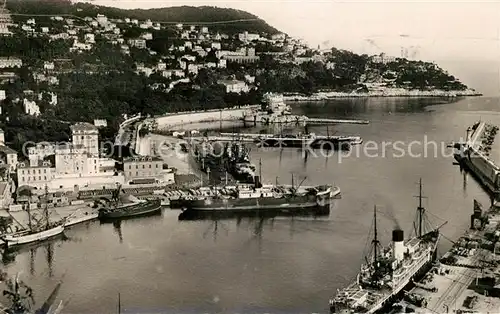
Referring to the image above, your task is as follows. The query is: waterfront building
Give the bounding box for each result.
[123,156,174,185]
[17,161,55,189]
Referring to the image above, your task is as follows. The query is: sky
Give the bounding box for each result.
[77,0,500,95]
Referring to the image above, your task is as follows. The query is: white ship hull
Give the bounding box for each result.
[3,225,65,247]
[331,237,439,314]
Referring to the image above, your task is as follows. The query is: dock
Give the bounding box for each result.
[403,201,500,313]
[189,136,256,143]
[454,121,500,198]
[306,118,369,125]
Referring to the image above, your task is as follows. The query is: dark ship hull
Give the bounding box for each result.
[98,200,162,220]
[178,187,337,216]
[260,138,356,150]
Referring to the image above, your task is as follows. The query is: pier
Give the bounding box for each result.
[306,118,369,125]
[402,201,500,313]
[454,121,500,200]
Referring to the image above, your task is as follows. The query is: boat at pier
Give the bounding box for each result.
[1,186,64,248]
[329,179,445,314]
[258,132,363,150]
[97,184,161,220]
[175,161,340,215]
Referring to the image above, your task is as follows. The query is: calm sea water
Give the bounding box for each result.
[3,97,500,313]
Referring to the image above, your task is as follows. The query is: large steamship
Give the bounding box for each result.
[329,179,445,314]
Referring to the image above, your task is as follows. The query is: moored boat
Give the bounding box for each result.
[178,172,339,216]
[98,184,162,221]
[328,179,446,314]
[1,186,65,248]
[2,225,64,247]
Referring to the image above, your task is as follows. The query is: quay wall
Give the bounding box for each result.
[154,106,260,130]
[459,123,500,196]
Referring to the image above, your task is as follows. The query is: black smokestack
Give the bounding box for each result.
[392,229,404,242]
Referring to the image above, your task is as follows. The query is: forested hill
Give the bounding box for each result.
[6,0,280,35]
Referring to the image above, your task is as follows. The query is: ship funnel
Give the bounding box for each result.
[466,127,472,146]
[392,229,405,262]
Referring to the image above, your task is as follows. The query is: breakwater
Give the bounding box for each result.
[153,105,260,130]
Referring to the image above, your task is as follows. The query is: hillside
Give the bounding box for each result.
[6,0,280,35]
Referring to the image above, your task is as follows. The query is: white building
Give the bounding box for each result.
[96,14,108,27]
[120,45,130,55]
[218,59,227,68]
[187,64,198,75]
[94,119,107,127]
[84,33,95,43]
[244,74,256,84]
[43,61,55,70]
[211,42,221,50]
[156,62,167,71]
[0,90,5,101]
[0,57,22,68]
[238,31,260,42]
[41,27,49,33]
[71,122,99,156]
[161,69,185,79]
[128,39,147,49]
[371,53,396,64]
[217,79,250,94]
[136,64,153,77]
[27,142,56,167]
[23,99,40,116]
[271,33,286,41]
[17,161,55,189]
[141,32,153,40]
[70,41,92,52]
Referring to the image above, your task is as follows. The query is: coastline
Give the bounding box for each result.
[283,89,482,101]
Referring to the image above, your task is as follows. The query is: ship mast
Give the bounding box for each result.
[44,184,49,230]
[372,205,380,269]
[259,158,262,183]
[417,178,425,237]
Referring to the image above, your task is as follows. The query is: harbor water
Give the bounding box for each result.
[3,97,500,313]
